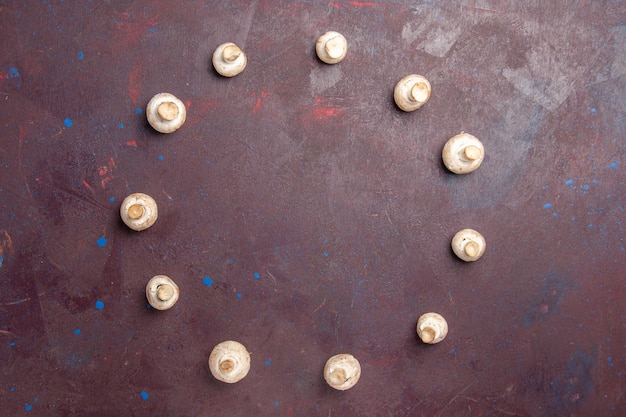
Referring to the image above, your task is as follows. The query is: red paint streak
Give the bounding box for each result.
[82,180,96,196]
[97,158,116,189]
[329,1,385,8]
[287,406,294,417]
[311,106,344,121]
[128,63,142,105]
[329,2,340,8]
[252,91,271,114]
[125,139,138,147]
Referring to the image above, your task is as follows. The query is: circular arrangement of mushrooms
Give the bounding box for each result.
[111,35,495,392]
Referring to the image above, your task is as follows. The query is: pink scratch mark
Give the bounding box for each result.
[82,180,96,196]
[252,91,271,114]
[329,1,386,8]
[128,63,142,105]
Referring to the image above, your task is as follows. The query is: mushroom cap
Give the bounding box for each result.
[120,193,158,231]
[323,353,361,391]
[394,74,431,112]
[316,31,348,64]
[146,275,180,310]
[416,312,448,344]
[208,340,251,383]
[146,93,187,134]
[442,132,485,174]
[451,228,486,262]
[212,42,247,77]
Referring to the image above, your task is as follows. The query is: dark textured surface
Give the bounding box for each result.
[0,1,624,416]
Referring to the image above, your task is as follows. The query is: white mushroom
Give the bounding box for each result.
[208,340,251,383]
[323,353,361,391]
[146,275,180,310]
[146,93,187,133]
[394,74,431,112]
[212,42,247,77]
[416,312,448,344]
[316,31,348,64]
[442,132,485,174]
[451,228,486,262]
[120,193,158,231]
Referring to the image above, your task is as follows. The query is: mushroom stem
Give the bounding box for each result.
[464,145,481,161]
[156,284,174,301]
[127,204,145,220]
[157,102,179,122]
[324,36,344,59]
[420,326,436,343]
[222,44,241,62]
[410,82,429,103]
[464,241,479,257]
[219,359,235,374]
[328,369,347,385]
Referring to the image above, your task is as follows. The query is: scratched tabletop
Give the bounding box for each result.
[0,1,624,416]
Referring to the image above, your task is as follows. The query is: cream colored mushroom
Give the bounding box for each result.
[442,132,485,174]
[316,31,348,64]
[146,275,179,310]
[323,353,361,391]
[394,74,431,112]
[416,312,448,344]
[120,193,158,231]
[451,228,486,262]
[146,93,186,133]
[212,42,247,77]
[208,340,251,383]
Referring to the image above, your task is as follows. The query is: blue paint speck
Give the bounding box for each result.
[323,251,329,257]
[64,118,73,127]
[96,236,107,247]
[608,357,612,362]
[592,179,598,184]
[553,212,558,217]
[265,359,271,366]
[77,51,84,59]
[229,259,235,264]
[543,203,552,209]
[582,184,589,190]
[274,401,279,407]
[236,293,242,299]
[118,123,124,129]
[590,108,597,114]
[158,155,164,161]
[253,272,260,279]
[109,196,115,202]
[10,341,15,347]
[135,108,143,114]
[8,67,20,78]
[25,404,32,411]
[74,328,81,335]
[609,162,618,169]
[202,277,213,287]
[0,255,3,267]
[95,300,104,310]
[10,387,14,392]
[140,391,149,401]
[565,179,574,186]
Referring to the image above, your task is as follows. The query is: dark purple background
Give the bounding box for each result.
[1,1,624,416]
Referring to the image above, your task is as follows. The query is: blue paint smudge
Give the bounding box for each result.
[140,391,149,401]
[109,196,115,202]
[0,255,3,267]
[96,236,107,247]
[118,123,124,129]
[553,212,558,217]
[8,67,20,78]
[236,293,242,299]
[202,277,213,287]
[25,404,32,411]
[74,328,81,335]
[265,358,271,366]
[95,300,104,310]
[549,349,596,414]
[253,272,260,279]
[10,387,14,392]
[522,269,575,328]
[77,51,84,59]
[274,401,279,407]
[592,179,598,184]
[229,259,235,264]
[565,179,574,186]
[64,118,73,127]
[158,155,164,161]
[544,203,552,209]
[609,162,618,169]
[135,108,143,114]
[10,341,15,347]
